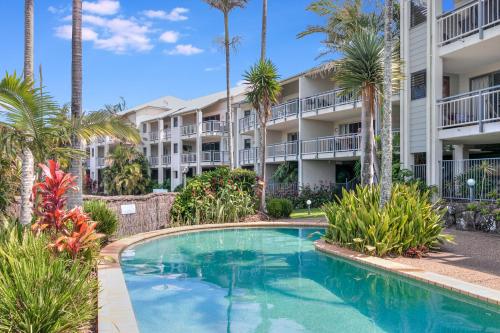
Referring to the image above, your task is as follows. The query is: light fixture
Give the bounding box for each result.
[306,199,312,215]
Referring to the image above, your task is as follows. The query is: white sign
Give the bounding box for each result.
[121,204,136,215]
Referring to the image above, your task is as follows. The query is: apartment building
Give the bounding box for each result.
[86,0,500,199]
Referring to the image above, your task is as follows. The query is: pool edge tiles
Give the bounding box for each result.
[97,221,328,333]
[315,240,500,306]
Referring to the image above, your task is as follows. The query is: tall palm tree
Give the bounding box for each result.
[243,60,281,211]
[203,0,248,170]
[68,0,83,208]
[380,0,394,207]
[334,29,401,186]
[261,0,267,60]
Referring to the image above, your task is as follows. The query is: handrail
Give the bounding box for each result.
[438,84,500,103]
[437,0,478,20]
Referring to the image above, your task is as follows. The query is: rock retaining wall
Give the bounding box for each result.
[442,202,500,233]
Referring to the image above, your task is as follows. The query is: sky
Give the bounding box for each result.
[0,0,327,111]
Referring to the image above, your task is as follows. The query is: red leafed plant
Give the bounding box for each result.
[32,160,101,258]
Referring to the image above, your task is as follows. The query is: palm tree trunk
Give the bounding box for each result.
[260,0,267,61]
[380,0,394,207]
[20,0,35,225]
[224,12,235,170]
[259,118,267,212]
[68,0,83,208]
[360,86,375,186]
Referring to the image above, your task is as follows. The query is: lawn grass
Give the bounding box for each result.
[290,208,325,219]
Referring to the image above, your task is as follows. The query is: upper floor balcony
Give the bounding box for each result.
[201,121,227,137]
[301,89,360,117]
[437,85,500,138]
[201,150,230,165]
[239,147,258,165]
[148,131,159,141]
[97,157,106,168]
[266,141,299,162]
[181,124,197,138]
[162,128,172,141]
[162,154,171,166]
[149,156,159,167]
[239,114,256,134]
[268,100,299,123]
[181,152,197,165]
[301,133,361,159]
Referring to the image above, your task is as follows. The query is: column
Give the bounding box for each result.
[158,119,164,184]
[235,107,240,167]
[400,0,412,169]
[196,110,202,175]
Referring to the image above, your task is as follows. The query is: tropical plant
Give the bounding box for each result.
[203,0,249,170]
[243,59,282,211]
[83,200,118,238]
[0,221,97,333]
[267,198,293,218]
[323,184,453,257]
[272,161,298,184]
[0,129,20,213]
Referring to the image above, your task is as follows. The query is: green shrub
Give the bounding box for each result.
[323,184,452,257]
[84,200,118,237]
[0,222,97,332]
[267,198,293,218]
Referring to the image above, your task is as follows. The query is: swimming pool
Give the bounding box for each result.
[121,228,500,332]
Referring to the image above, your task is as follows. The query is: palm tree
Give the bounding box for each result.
[261,0,267,60]
[68,0,83,208]
[380,0,394,207]
[203,0,248,170]
[334,29,401,186]
[243,60,281,211]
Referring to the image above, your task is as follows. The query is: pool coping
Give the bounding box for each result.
[98,221,328,333]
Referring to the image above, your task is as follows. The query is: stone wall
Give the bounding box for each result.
[442,201,500,234]
[7,193,177,238]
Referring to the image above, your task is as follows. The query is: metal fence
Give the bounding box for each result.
[181,124,197,137]
[239,148,258,165]
[202,121,227,134]
[270,100,300,121]
[301,134,361,155]
[440,158,500,201]
[162,155,171,165]
[411,164,427,182]
[301,88,359,114]
[181,153,197,164]
[239,114,256,133]
[266,141,298,159]
[201,151,230,163]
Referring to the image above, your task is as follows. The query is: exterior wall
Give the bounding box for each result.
[301,160,336,186]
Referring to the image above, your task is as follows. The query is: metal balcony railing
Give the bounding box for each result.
[201,151,230,163]
[239,148,258,164]
[202,121,227,135]
[301,88,359,114]
[411,164,427,182]
[181,153,197,164]
[97,157,105,167]
[239,114,256,133]
[181,124,197,137]
[149,156,159,166]
[269,100,299,122]
[438,85,500,129]
[301,134,361,155]
[162,128,171,140]
[437,0,500,46]
[266,141,298,159]
[162,155,171,165]
[149,131,159,141]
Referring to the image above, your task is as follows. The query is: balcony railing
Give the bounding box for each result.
[149,156,159,166]
[301,134,361,155]
[97,157,105,167]
[438,85,500,129]
[411,164,427,182]
[266,141,298,159]
[162,128,171,140]
[202,121,227,135]
[201,151,230,163]
[181,124,197,137]
[269,100,299,122]
[302,88,359,114]
[149,131,159,141]
[437,0,500,46]
[239,114,256,133]
[239,148,258,164]
[181,153,197,164]
[162,155,171,165]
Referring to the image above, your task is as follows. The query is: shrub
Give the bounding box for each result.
[83,200,118,237]
[0,222,97,332]
[323,184,452,257]
[267,198,293,218]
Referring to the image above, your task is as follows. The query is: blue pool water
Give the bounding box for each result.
[121,228,500,333]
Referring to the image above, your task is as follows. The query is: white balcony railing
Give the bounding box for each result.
[162,155,171,165]
[162,128,171,140]
[202,121,227,135]
[239,114,256,133]
[437,0,500,46]
[181,124,197,137]
[97,157,105,167]
[148,131,159,141]
[201,151,230,163]
[269,100,300,122]
[149,156,159,166]
[239,148,258,164]
[301,88,359,114]
[438,85,500,129]
[301,134,361,155]
[266,141,299,159]
[181,153,197,164]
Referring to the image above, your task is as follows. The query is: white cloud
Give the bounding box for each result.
[167,44,204,56]
[94,18,152,53]
[55,25,98,41]
[143,8,189,21]
[236,80,246,87]
[159,31,180,43]
[204,64,225,72]
[82,0,120,16]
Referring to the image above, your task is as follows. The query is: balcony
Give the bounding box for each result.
[437,85,500,136]
[201,151,230,164]
[97,137,106,144]
[269,100,299,123]
[162,154,171,166]
[301,88,359,115]
[201,121,227,136]
[239,114,256,133]
[437,0,500,46]
[162,128,171,141]
[181,124,197,138]
[149,156,159,166]
[148,131,159,141]
[301,134,360,158]
[239,148,258,165]
[181,153,197,164]
[266,141,298,161]
[97,157,105,167]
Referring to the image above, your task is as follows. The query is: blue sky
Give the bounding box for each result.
[0,0,327,111]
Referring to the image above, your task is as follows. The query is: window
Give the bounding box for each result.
[244,110,251,117]
[174,171,178,179]
[203,115,220,121]
[91,148,94,157]
[287,132,298,142]
[410,0,427,28]
[244,139,251,149]
[202,142,220,151]
[142,123,147,133]
[143,147,147,155]
[339,122,361,135]
[411,70,426,100]
[173,117,178,127]
[173,143,178,154]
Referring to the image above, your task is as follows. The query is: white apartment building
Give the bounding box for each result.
[86,0,500,199]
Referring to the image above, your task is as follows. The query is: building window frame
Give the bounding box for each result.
[411,70,427,100]
[410,0,427,28]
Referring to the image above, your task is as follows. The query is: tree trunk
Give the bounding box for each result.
[20,0,34,225]
[260,0,267,61]
[224,12,235,170]
[360,86,375,186]
[259,117,267,212]
[380,0,394,207]
[68,0,83,208]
